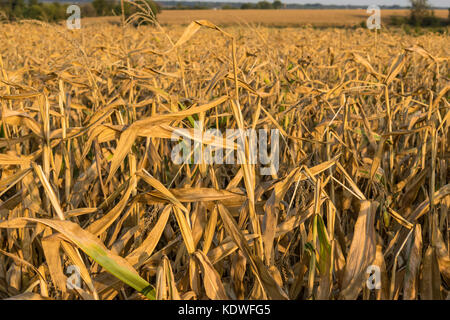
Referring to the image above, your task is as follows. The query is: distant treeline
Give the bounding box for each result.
[240,1,283,10]
[161,0,282,10]
[0,0,160,22]
[157,1,449,10]
[0,0,69,21]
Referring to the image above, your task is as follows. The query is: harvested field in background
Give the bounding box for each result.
[0,20,449,300]
[82,9,450,27]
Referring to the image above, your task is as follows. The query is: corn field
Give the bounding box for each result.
[0,20,449,300]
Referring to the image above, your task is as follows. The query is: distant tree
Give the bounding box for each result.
[12,0,25,12]
[409,0,431,25]
[46,2,66,20]
[119,0,161,25]
[240,3,254,9]
[256,1,271,9]
[23,3,43,19]
[0,0,160,22]
[0,0,26,20]
[272,0,282,9]
[80,2,97,17]
[92,0,115,16]
[93,0,104,15]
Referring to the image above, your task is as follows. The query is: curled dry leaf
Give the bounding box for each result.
[339,200,378,300]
